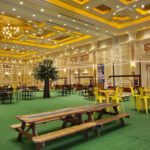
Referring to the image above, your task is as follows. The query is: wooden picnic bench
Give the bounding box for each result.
[10,103,130,150]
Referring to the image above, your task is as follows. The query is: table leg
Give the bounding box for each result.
[36,143,43,150]
[18,122,26,141]
[86,112,94,122]
[74,113,84,124]
[31,123,38,136]
[113,106,125,126]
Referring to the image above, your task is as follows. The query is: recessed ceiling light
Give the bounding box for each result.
[58,14,61,17]
[136,16,139,19]
[17,16,21,18]
[1,11,5,14]
[113,12,116,15]
[72,19,75,22]
[116,6,120,8]
[86,6,90,9]
[49,19,52,22]
[76,27,79,30]
[85,23,88,26]
[141,4,145,8]
[133,5,137,8]
[40,8,44,12]
[33,14,36,17]
[19,1,23,5]
[12,8,16,11]
[64,24,66,26]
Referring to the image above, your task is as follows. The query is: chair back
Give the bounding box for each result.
[139,87,144,97]
[93,87,99,101]
[130,86,135,96]
[114,87,122,98]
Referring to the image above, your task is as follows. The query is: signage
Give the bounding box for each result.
[144,43,150,52]
[97,64,105,84]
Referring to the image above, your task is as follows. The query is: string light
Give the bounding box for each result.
[2,25,20,39]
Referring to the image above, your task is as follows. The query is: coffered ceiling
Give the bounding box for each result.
[0,0,149,60]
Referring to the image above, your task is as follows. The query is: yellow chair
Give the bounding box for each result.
[93,87,106,103]
[93,87,99,103]
[139,88,150,114]
[130,86,140,111]
[111,87,125,112]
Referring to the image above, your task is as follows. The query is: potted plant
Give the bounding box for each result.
[34,59,58,98]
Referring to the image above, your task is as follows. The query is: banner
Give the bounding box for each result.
[97,64,105,84]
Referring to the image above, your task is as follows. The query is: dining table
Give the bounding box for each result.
[14,103,119,141]
[99,89,115,103]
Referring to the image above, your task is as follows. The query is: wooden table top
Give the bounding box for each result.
[143,89,150,92]
[99,89,115,93]
[16,103,117,124]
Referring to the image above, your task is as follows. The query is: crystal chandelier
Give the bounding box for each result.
[2,24,20,39]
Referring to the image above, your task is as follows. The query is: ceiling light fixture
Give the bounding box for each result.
[19,1,23,5]
[133,5,137,8]
[2,24,20,39]
[12,8,16,11]
[86,6,90,9]
[141,4,145,8]
[40,8,44,12]
[58,14,61,17]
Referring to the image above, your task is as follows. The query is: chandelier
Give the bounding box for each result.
[2,24,20,39]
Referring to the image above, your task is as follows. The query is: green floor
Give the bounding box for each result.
[0,91,150,150]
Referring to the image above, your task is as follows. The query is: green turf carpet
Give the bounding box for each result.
[0,91,150,150]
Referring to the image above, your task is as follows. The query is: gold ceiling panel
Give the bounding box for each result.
[1,34,91,49]
[48,0,150,29]
[72,0,89,5]
[0,15,26,26]
[93,4,112,14]
[120,0,136,5]
[112,16,131,21]
[53,26,66,31]
[136,4,150,15]
[54,35,71,41]
[0,49,37,59]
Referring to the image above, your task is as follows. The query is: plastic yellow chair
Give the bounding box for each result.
[130,86,140,111]
[93,87,106,103]
[93,87,99,103]
[139,88,150,114]
[111,87,125,112]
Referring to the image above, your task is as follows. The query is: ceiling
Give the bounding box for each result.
[0,0,149,60]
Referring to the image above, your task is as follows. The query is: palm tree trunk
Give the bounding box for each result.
[43,77,50,98]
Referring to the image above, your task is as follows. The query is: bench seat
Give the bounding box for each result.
[95,113,129,126]
[32,122,96,143]
[10,118,60,130]
[10,124,30,130]
[32,113,129,144]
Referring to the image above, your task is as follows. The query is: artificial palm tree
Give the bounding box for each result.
[34,59,58,98]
